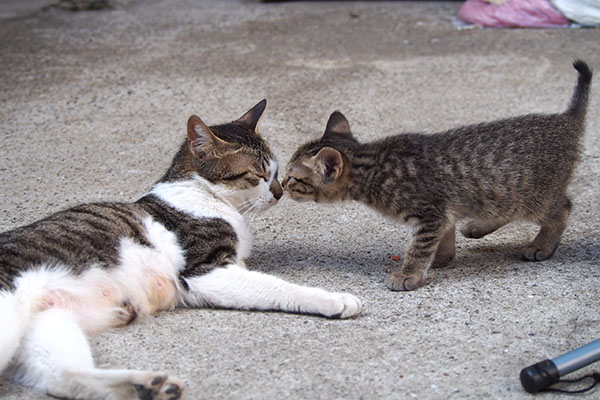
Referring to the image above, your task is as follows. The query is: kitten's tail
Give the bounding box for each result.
[566,59,593,120]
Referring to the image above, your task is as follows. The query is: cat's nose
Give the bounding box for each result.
[281,176,290,189]
[270,180,283,200]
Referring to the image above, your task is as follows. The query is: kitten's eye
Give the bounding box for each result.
[291,177,310,186]
[288,177,314,194]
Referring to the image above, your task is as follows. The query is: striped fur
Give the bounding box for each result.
[284,60,592,291]
[0,100,362,400]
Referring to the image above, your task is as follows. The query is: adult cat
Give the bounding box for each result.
[0,100,361,399]
[283,61,592,292]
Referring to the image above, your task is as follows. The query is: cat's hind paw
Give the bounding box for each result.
[133,374,184,400]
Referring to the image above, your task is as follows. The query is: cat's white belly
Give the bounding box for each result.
[13,216,185,335]
[112,216,186,315]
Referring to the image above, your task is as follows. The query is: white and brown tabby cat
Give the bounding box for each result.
[283,61,592,292]
[0,100,361,400]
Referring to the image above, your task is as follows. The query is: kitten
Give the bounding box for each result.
[0,100,361,400]
[283,60,592,292]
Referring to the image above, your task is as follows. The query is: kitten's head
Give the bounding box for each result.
[283,111,357,203]
[183,100,283,214]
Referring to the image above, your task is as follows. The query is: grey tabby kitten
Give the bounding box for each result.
[0,100,361,400]
[283,61,592,292]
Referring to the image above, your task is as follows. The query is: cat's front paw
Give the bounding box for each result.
[322,292,362,319]
[386,271,426,291]
[113,301,138,327]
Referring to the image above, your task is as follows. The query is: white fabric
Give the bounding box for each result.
[552,0,600,25]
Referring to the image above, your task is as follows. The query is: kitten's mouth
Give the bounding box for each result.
[282,177,315,202]
[284,190,313,202]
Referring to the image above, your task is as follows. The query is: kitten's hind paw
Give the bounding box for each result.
[460,220,500,239]
[386,272,426,291]
[521,243,559,262]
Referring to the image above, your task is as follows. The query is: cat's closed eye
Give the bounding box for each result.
[222,172,249,181]
[221,169,270,189]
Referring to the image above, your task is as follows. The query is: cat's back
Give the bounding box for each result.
[0,201,150,289]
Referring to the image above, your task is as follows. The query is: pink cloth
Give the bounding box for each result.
[458,0,570,28]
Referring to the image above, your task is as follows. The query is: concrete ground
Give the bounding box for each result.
[1,0,599,398]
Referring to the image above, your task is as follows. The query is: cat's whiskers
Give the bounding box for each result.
[241,201,261,221]
[238,198,256,213]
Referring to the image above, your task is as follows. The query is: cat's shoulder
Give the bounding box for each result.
[147,176,252,258]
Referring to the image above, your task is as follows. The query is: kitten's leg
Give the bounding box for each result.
[522,197,571,261]
[460,219,505,239]
[387,218,448,291]
[182,264,361,318]
[432,225,456,268]
[8,308,183,400]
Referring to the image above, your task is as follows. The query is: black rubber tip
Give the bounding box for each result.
[520,359,560,393]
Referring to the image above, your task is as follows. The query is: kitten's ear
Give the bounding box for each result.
[187,115,235,159]
[312,147,344,182]
[322,111,352,140]
[236,99,267,132]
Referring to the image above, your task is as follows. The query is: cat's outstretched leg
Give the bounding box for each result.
[7,308,183,400]
[182,264,361,318]
[387,218,449,291]
[460,219,505,239]
[522,197,571,261]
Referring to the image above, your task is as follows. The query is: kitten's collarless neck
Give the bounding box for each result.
[344,145,380,203]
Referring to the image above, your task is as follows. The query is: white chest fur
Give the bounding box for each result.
[148,176,253,262]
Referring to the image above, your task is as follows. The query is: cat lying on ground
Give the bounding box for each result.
[283,60,592,291]
[0,100,361,400]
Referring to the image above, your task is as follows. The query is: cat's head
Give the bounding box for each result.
[283,111,357,203]
[184,100,283,214]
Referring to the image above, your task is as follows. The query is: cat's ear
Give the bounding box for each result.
[322,111,352,140]
[236,99,267,132]
[311,147,344,182]
[187,115,235,159]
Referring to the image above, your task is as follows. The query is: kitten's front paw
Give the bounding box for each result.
[386,271,426,291]
[323,293,362,319]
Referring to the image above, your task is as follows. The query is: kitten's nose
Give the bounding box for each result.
[281,176,290,189]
